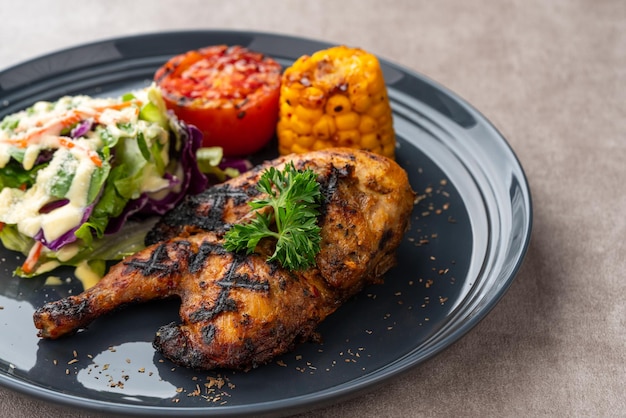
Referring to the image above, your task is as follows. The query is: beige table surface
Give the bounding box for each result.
[0,0,624,417]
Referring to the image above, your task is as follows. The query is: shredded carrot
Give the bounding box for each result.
[5,99,142,149]
[13,112,83,148]
[89,154,103,167]
[92,99,142,112]
[57,137,103,167]
[22,240,44,274]
[58,137,75,149]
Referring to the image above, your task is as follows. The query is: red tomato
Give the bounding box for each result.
[154,45,282,156]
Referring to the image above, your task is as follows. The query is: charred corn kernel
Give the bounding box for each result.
[282,86,302,106]
[382,142,395,157]
[297,134,316,148]
[351,92,372,113]
[325,94,351,115]
[292,142,313,154]
[359,115,378,134]
[313,140,331,151]
[291,117,312,135]
[280,101,293,118]
[301,87,325,109]
[367,74,386,95]
[312,114,336,140]
[361,133,380,151]
[278,45,395,158]
[296,105,324,123]
[334,112,360,131]
[278,129,297,152]
[365,133,389,151]
[377,112,393,129]
[370,100,390,119]
[336,129,360,146]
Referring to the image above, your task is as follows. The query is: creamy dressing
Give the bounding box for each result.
[0,89,170,245]
[0,180,51,237]
[54,242,81,262]
[0,146,94,242]
[43,276,63,286]
[75,260,102,290]
[0,86,185,281]
[22,145,41,171]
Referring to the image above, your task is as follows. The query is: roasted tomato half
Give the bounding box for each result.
[155,45,282,156]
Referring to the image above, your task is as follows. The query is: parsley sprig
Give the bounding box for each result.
[224,162,322,271]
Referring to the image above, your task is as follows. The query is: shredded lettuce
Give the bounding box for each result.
[0,160,44,189]
[197,147,250,183]
[0,85,217,280]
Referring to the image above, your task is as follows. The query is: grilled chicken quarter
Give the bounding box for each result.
[33,148,415,370]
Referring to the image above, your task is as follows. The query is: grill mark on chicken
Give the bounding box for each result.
[319,164,351,206]
[189,286,238,322]
[145,185,256,245]
[182,186,250,230]
[124,236,272,324]
[189,255,269,322]
[33,148,416,371]
[201,324,216,344]
[188,241,225,273]
[219,272,270,292]
[123,243,180,278]
[189,254,270,323]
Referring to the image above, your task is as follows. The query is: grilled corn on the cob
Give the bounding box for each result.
[277,46,395,159]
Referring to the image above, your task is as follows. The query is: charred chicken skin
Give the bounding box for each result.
[33,148,415,370]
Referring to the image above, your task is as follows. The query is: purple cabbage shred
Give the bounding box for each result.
[70,119,93,138]
[104,122,207,235]
[35,202,96,251]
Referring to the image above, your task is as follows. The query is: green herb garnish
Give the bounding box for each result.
[224,162,322,271]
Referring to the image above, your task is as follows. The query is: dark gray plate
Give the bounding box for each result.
[0,31,532,417]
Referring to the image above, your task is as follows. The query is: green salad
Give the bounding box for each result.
[0,85,213,279]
